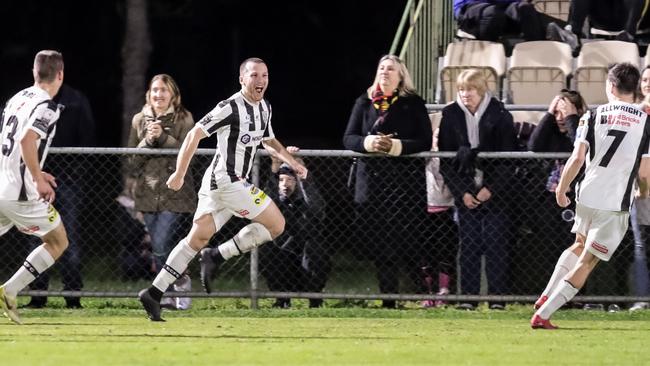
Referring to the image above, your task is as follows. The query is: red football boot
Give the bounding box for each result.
[530,314,558,330]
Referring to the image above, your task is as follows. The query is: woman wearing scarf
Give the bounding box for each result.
[127,74,196,291]
[438,69,517,310]
[343,55,432,308]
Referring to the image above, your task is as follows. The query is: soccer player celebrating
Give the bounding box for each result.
[138,57,307,321]
[531,63,650,329]
[0,50,68,324]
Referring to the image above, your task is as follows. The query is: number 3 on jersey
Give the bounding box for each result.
[599,129,627,168]
[0,114,19,156]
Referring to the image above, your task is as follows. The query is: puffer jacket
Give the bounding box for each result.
[127,105,196,213]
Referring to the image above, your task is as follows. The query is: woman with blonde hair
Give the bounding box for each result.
[438,68,517,310]
[343,55,432,308]
[127,74,196,297]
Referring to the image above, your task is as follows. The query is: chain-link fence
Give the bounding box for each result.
[1,148,648,307]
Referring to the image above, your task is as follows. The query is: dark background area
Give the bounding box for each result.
[0,0,406,149]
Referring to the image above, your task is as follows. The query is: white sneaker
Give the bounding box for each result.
[629,302,649,312]
[0,286,22,325]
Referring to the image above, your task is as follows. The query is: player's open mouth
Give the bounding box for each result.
[255,87,263,93]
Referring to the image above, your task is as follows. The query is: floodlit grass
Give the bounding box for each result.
[1,299,650,365]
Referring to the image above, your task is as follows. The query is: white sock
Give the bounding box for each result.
[537,280,579,319]
[541,249,579,297]
[218,223,272,260]
[3,245,55,296]
[152,239,197,293]
[218,239,238,260]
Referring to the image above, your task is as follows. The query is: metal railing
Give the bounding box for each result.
[1,147,646,310]
[390,0,455,103]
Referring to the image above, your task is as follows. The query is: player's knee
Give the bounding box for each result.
[236,222,273,252]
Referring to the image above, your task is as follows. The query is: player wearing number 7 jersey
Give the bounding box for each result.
[531,63,650,329]
[0,50,70,324]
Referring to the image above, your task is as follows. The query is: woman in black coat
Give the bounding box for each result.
[438,69,517,309]
[343,55,432,308]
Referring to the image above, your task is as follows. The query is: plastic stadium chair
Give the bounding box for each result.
[439,40,506,103]
[574,40,640,105]
[507,41,572,104]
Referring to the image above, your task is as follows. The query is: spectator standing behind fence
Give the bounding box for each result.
[260,162,324,308]
[21,84,96,309]
[528,89,585,308]
[438,69,517,310]
[531,63,649,329]
[343,55,432,309]
[138,58,308,321]
[630,66,650,311]
[420,125,459,308]
[127,74,196,283]
[0,50,69,324]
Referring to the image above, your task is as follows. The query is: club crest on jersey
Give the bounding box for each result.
[241,134,251,144]
[262,110,269,122]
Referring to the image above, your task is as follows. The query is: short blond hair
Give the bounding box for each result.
[367,55,416,97]
[456,69,488,98]
[33,50,64,83]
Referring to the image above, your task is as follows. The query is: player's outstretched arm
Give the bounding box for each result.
[556,142,587,207]
[263,138,308,179]
[167,125,207,191]
[20,129,56,202]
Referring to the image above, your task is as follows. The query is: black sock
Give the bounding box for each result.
[148,286,163,302]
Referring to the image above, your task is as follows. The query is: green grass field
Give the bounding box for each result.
[1,299,650,365]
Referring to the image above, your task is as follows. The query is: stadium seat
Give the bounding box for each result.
[439,40,506,103]
[510,110,546,125]
[574,40,640,104]
[506,41,572,104]
[643,49,650,69]
[533,0,570,22]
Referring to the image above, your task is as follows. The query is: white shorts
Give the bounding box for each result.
[194,179,272,231]
[0,200,62,237]
[571,202,629,261]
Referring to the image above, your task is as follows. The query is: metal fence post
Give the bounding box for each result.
[249,153,261,309]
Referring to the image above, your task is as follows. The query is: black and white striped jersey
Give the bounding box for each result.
[0,86,61,201]
[197,91,275,192]
[575,102,650,212]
